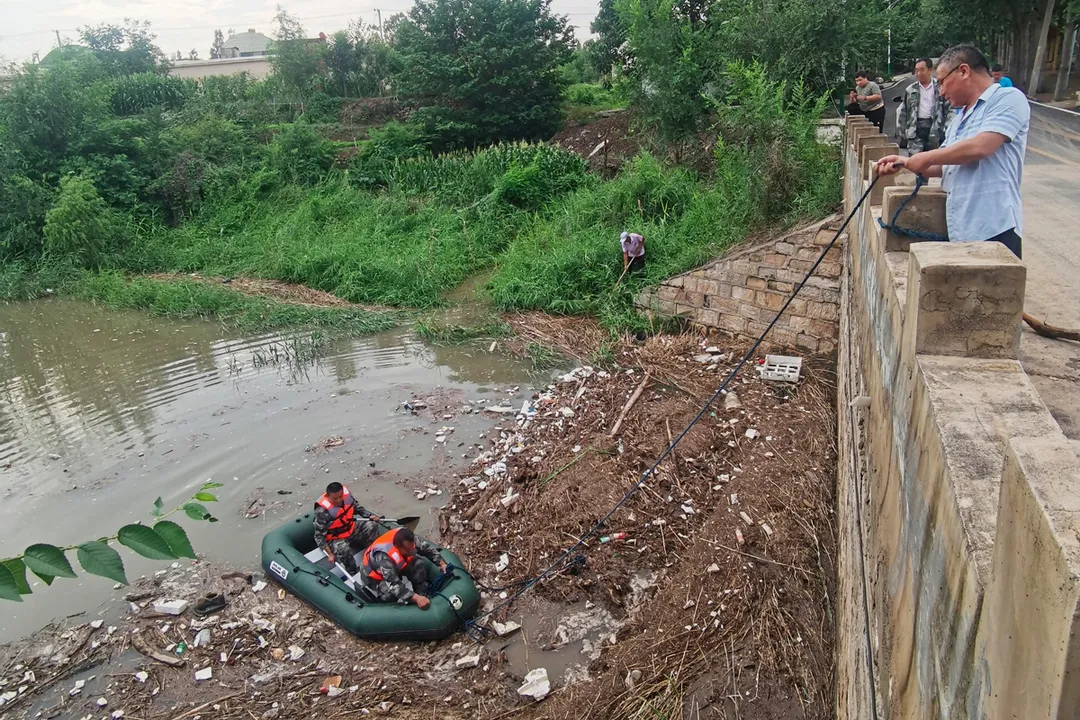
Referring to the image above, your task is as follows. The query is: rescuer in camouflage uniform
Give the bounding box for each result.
[898,57,953,154]
[361,527,447,609]
[313,482,380,574]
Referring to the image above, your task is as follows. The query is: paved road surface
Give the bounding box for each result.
[1017,102,1080,440]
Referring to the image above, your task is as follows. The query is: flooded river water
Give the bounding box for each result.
[0,299,543,643]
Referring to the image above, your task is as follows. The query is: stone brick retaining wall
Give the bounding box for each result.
[634,218,844,353]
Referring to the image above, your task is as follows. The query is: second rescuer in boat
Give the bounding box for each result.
[361,527,447,610]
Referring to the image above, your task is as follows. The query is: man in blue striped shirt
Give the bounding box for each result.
[876,45,1030,258]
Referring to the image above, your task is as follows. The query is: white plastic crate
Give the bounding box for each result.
[757,354,802,383]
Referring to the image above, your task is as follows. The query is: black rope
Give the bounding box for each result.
[844,319,881,720]
[460,177,882,636]
[876,174,948,241]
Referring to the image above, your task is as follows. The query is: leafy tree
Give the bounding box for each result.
[0,483,221,602]
[590,0,627,74]
[325,30,359,96]
[618,0,715,142]
[268,122,335,185]
[211,28,226,59]
[78,20,166,76]
[0,174,54,262]
[559,45,600,85]
[394,0,575,150]
[269,7,326,101]
[382,13,408,45]
[43,174,118,267]
[188,49,200,60]
[273,5,307,41]
[0,61,110,175]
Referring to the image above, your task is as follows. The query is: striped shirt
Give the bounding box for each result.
[940,82,1029,241]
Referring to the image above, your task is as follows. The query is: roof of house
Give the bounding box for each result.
[223,29,273,55]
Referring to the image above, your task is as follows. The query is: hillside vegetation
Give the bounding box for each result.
[2,0,1002,331]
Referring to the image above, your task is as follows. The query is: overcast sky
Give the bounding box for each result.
[0,0,600,63]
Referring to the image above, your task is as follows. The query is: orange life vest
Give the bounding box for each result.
[362,528,413,581]
[315,486,357,542]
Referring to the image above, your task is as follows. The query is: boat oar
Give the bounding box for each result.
[335,562,362,588]
[380,515,421,530]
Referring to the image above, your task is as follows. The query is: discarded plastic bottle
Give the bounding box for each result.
[174,642,187,656]
[600,533,628,544]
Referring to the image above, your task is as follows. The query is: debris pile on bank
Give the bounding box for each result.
[440,325,839,719]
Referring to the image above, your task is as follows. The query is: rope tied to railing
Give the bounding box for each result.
[876,174,949,242]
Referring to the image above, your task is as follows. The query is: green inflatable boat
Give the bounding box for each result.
[261,513,479,641]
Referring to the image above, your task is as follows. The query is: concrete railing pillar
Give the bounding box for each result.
[978,436,1080,719]
[849,124,878,151]
[880,184,948,252]
[902,242,1026,359]
[869,169,898,207]
[861,142,899,181]
[855,132,887,160]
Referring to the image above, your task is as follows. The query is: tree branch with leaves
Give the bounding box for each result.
[0,481,222,602]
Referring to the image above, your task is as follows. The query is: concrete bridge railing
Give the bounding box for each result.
[836,115,1080,719]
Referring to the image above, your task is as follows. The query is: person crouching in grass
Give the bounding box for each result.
[620,231,645,276]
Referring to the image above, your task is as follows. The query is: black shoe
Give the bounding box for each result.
[193,592,228,617]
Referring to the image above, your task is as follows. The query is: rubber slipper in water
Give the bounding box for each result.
[193,592,228,617]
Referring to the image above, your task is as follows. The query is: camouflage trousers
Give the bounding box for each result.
[361,562,432,604]
[326,520,378,574]
[908,119,939,154]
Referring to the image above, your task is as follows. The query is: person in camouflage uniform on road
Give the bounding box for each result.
[313,482,380,575]
[898,57,954,154]
[360,527,447,609]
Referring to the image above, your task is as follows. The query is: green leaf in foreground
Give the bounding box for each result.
[77,541,128,585]
[151,496,164,517]
[153,521,196,559]
[0,562,22,602]
[2,558,31,595]
[32,570,55,585]
[194,492,218,503]
[184,502,213,521]
[201,481,224,490]
[22,543,77,579]
[117,524,177,560]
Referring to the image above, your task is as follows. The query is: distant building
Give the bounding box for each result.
[220,29,273,59]
[169,55,272,80]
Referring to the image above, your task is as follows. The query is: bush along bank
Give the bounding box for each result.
[0,62,838,335]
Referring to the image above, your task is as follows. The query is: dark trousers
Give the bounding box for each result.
[846,103,886,131]
[987,228,1022,259]
[627,254,645,275]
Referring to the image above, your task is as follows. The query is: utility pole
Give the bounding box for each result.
[376,9,384,42]
[54,29,62,48]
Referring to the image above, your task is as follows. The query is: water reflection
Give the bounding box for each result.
[0,298,545,641]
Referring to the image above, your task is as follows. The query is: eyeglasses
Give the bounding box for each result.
[937,63,965,87]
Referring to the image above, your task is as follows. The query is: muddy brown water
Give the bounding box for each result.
[0,298,546,643]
